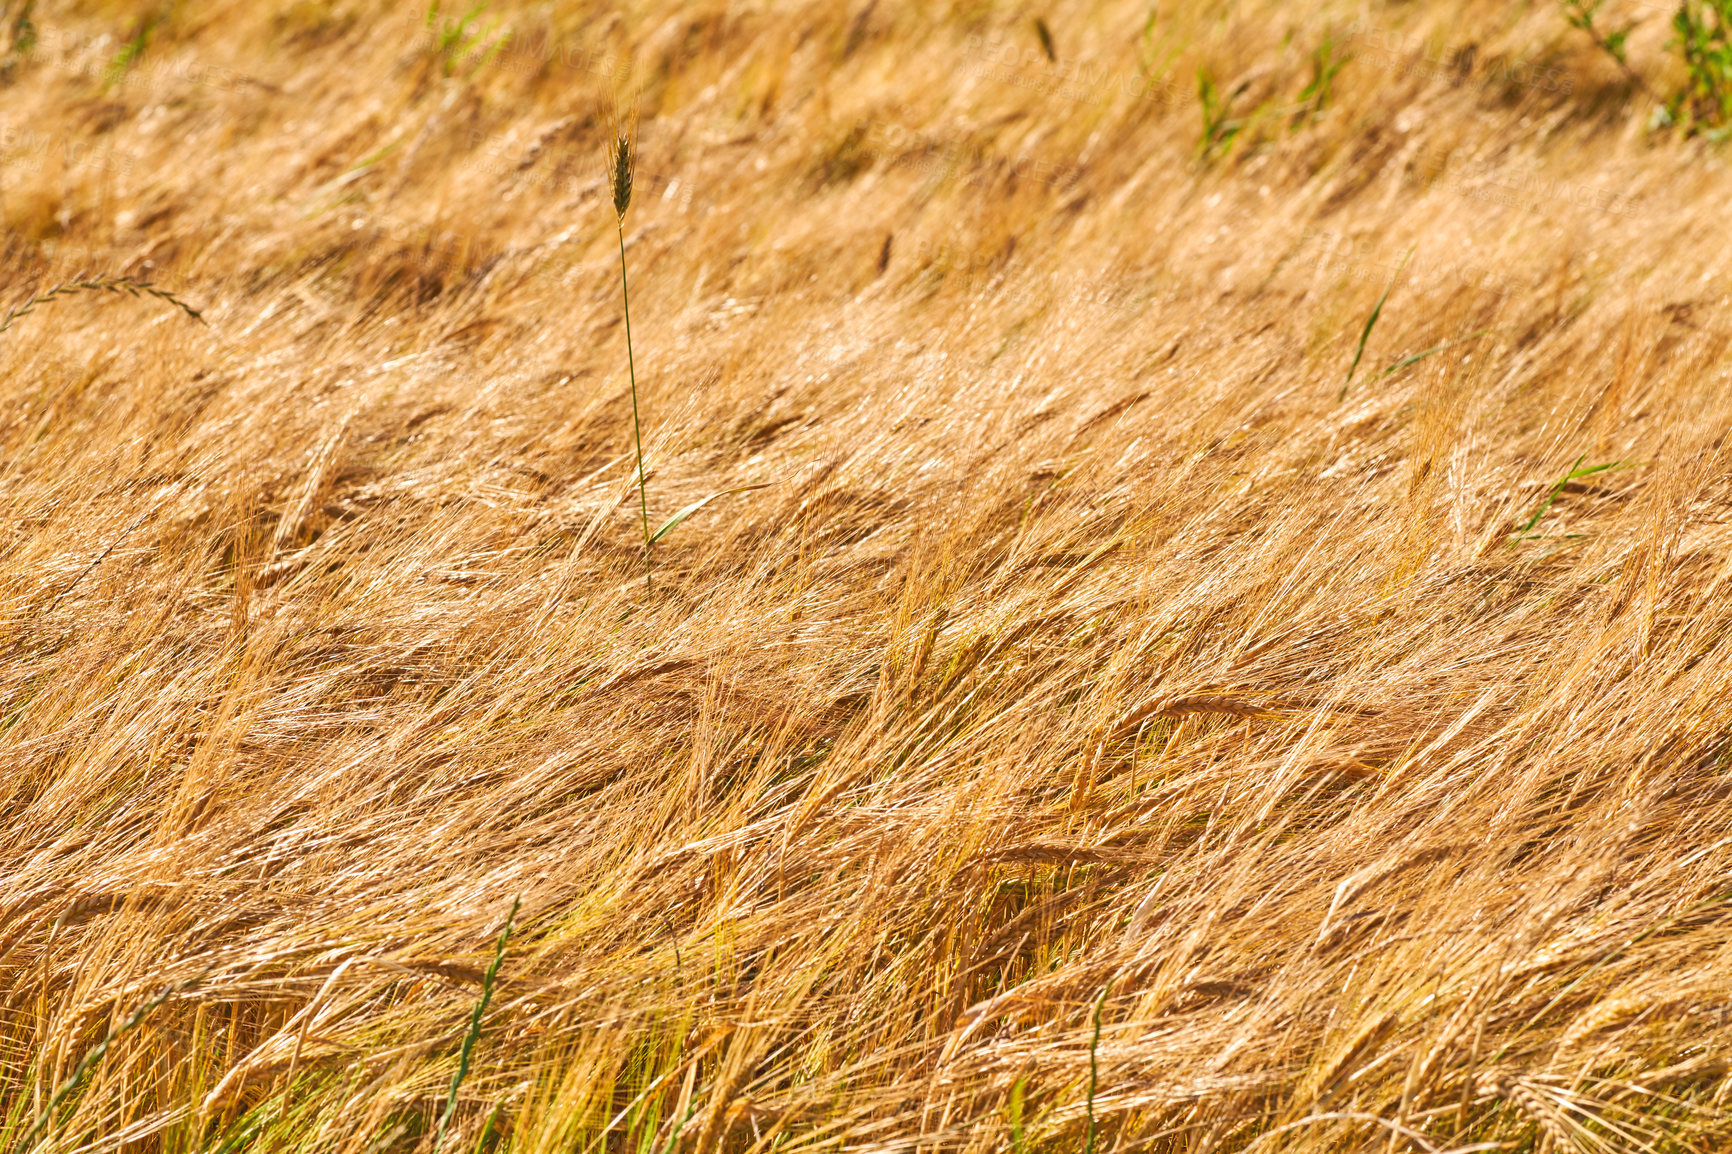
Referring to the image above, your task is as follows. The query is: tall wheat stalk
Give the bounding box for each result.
[608,125,653,596]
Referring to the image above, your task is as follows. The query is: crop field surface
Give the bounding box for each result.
[2,0,1732,1151]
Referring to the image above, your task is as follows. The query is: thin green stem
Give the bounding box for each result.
[1086,980,1111,1154]
[434,897,520,1154]
[617,217,652,597]
[15,977,198,1153]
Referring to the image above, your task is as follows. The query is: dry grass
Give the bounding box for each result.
[2,0,1732,1150]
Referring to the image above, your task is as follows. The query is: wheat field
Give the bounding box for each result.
[3,0,1732,1151]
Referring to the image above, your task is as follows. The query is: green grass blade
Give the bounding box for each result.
[1377,325,1503,380]
[1339,247,1413,402]
[1512,457,1647,540]
[648,484,771,545]
[1514,454,1586,536]
[1566,459,1633,481]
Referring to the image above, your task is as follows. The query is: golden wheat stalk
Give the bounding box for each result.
[0,275,205,337]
